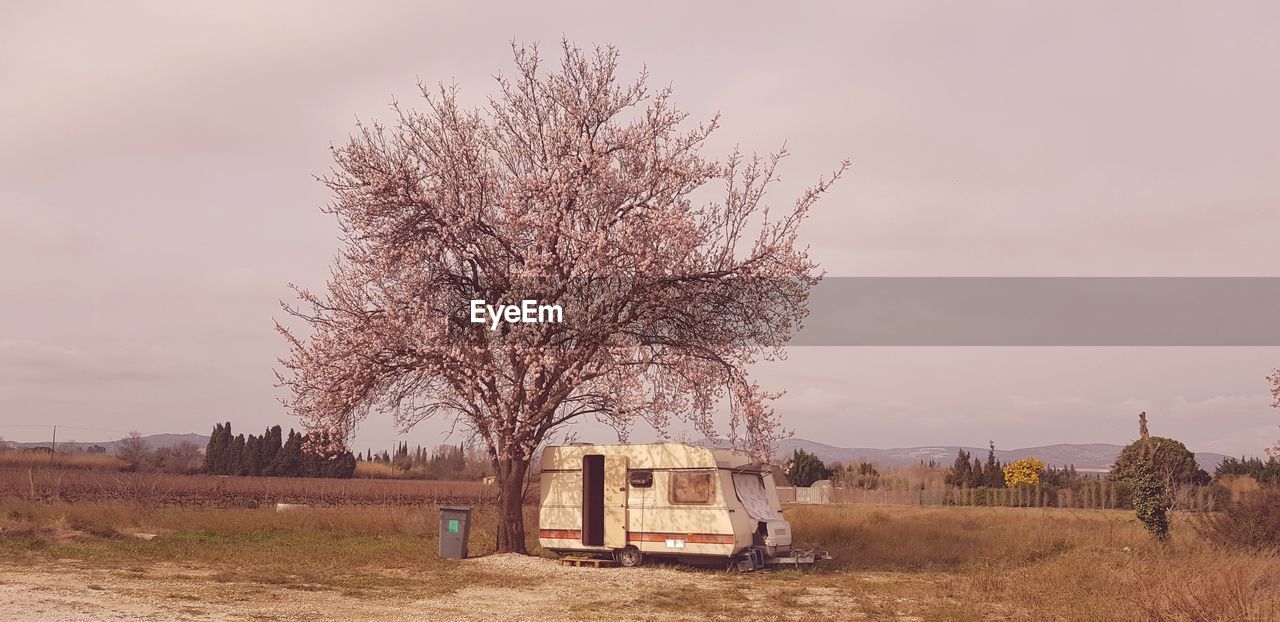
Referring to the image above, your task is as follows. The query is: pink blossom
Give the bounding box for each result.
[276,41,846,552]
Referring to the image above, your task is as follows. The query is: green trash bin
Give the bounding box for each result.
[439,506,472,559]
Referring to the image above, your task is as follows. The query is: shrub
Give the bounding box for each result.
[1196,488,1280,552]
[1003,458,1044,487]
[1131,463,1171,542]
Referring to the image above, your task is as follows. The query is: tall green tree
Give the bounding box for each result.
[984,441,1005,488]
[203,423,226,474]
[228,434,246,475]
[272,430,304,477]
[786,448,830,487]
[302,429,356,478]
[1214,456,1280,485]
[242,435,262,476]
[945,449,973,486]
[259,426,282,476]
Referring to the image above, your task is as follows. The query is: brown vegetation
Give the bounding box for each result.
[0,451,125,471]
[790,505,1279,621]
[0,466,498,507]
[1,495,1275,620]
[1194,488,1280,553]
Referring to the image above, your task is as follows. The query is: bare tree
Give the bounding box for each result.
[114,431,148,470]
[155,441,204,474]
[277,41,845,553]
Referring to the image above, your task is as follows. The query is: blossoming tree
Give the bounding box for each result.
[277,42,846,553]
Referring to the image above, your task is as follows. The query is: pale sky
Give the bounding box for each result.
[2,1,1278,455]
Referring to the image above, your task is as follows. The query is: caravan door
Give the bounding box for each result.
[603,455,628,548]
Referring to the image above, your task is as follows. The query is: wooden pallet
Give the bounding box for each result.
[557,556,617,568]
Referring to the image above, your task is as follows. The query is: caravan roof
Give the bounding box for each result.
[540,442,766,471]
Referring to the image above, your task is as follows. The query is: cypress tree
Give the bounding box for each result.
[945,449,972,486]
[204,422,225,476]
[220,422,234,474]
[260,426,282,476]
[332,449,356,478]
[301,431,319,478]
[451,444,466,475]
[985,441,1004,488]
[211,422,233,474]
[207,424,220,473]
[272,430,304,477]
[290,428,358,479]
[229,434,246,475]
[243,435,262,476]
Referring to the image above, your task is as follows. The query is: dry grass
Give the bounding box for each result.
[0,500,546,603]
[788,504,1144,571]
[353,461,411,479]
[787,504,1280,621]
[1,497,1276,620]
[1133,548,1280,622]
[0,451,124,471]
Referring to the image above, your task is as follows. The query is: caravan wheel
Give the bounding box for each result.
[614,546,643,567]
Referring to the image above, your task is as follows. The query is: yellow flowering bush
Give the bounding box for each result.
[1003,458,1045,487]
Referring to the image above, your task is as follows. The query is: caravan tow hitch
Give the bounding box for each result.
[736,547,831,571]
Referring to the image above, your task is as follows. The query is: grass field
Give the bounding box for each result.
[1,495,1275,621]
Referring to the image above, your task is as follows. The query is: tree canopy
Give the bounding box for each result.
[204,423,354,478]
[1003,458,1044,487]
[785,449,830,487]
[276,41,844,552]
[1214,456,1280,485]
[1108,436,1209,487]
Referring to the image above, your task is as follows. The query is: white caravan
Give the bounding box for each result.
[537,442,824,569]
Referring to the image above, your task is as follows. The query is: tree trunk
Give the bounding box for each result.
[494,458,530,554]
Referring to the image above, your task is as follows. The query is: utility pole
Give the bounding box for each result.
[51,425,56,453]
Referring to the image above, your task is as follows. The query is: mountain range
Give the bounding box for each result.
[7,433,1235,472]
[7,433,209,453]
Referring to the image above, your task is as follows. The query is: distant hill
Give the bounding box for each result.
[8,432,1234,473]
[768,438,1231,472]
[12,433,209,453]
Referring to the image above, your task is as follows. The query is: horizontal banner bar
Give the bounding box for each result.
[793,277,1280,346]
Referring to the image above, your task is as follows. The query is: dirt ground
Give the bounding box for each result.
[0,555,923,622]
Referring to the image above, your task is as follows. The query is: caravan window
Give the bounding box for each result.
[732,472,781,520]
[629,470,653,488]
[669,471,715,504]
